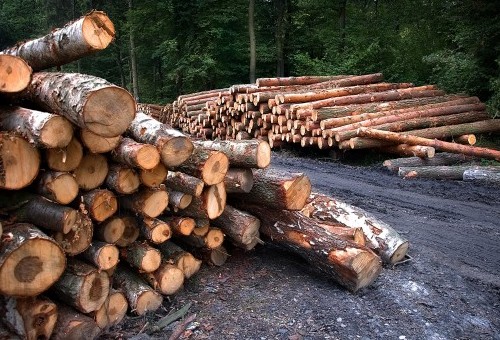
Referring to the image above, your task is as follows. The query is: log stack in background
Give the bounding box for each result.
[149,72,500,179]
[0,11,411,340]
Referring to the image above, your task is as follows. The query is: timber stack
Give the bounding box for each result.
[0,10,410,340]
[154,70,500,175]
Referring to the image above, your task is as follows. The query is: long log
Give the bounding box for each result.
[51,304,101,340]
[176,148,229,185]
[112,265,163,316]
[73,153,109,190]
[255,75,350,87]
[356,127,500,161]
[44,136,83,172]
[233,169,311,211]
[80,129,122,154]
[128,112,193,167]
[463,168,500,184]
[383,152,477,172]
[90,289,128,329]
[303,193,409,264]
[0,295,57,340]
[193,139,271,168]
[22,72,135,137]
[0,132,40,190]
[349,119,500,149]
[0,223,66,297]
[0,106,73,148]
[239,204,381,292]
[1,11,114,71]
[0,55,32,93]
[398,165,500,180]
[35,170,79,205]
[111,137,160,170]
[213,205,260,250]
[52,212,93,256]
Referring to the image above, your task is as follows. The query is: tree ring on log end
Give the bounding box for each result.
[257,141,271,168]
[161,136,194,167]
[14,256,43,282]
[83,12,115,49]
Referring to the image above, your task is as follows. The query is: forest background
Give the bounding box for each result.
[1,0,499,118]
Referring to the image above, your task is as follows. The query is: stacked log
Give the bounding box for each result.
[150,73,499,167]
[0,11,412,340]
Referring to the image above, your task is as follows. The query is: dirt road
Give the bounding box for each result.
[108,151,500,340]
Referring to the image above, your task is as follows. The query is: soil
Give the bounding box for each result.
[103,150,500,340]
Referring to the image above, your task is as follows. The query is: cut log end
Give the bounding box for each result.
[136,144,161,170]
[205,182,227,219]
[84,86,136,137]
[284,175,312,210]
[45,137,83,172]
[96,244,120,270]
[256,141,272,168]
[44,172,79,205]
[135,290,163,316]
[83,11,115,49]
[0,134,40,190]
[178,253,202,279]
[330,248,382,292]
[201,151,230,185]
[143,190,169,218]
[79,271,110,313]
[93,290,128,329]
[140,163,168,188]
[0,54,32,93]
[389,240,410,264]
[161,136,194,167]
[80,129,121,153]
[148,263,185,295]
[39,115,74,148]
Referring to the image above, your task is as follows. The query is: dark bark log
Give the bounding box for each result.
[111,137,160,170]
[398,165,500,180]
[80,241,119,271]
[50,258,109,313]
[137,217,171,244]
[94,216,125,244]
[119,187,169,218]
[156,241,202,279]
[167,188,193,210]
[383,152,477,172]
[213,205,260,250]
[50,304,101,340]
[0,223,66,296]
[224,168,254,193]
[35,170,79,205]
[165,171,204,196]
[114,215,140,247]
[52,212,93,256]
[120,241,161,273]
[463,168,500,184]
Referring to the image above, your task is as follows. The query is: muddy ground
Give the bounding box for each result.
[105,150,500,340]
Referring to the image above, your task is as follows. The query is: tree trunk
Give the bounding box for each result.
[140,162,168,188]
[90,289,128,329]
[233,169,311,210]
[94,216,126,244]
[128,0,139,100]
[0,132,40,190]
[193,139,271,169]
[80,129,122,154]
[382,152,476,172]
[112,265,163,316]
[44,136,83,172]
[156,241,202,279]
[238,204,381,292]
[303,193,409,264]
[0,223,66,297]
[213,205,260,250]
[111,137,160,170]
[0,295,57,340]
[80,241,119,271]
[22,72,135,137]
[177,148,229,185]
[105,163,140,194]
[119,187,169,218]
[275,0,288,77]
[1,11,114,71]
[398,165,500,180]
[120,241,162,273]
[52,212,93,256]
[130,219,166,247]
[165,171,205,196]
[128,112,193,167]
[224,168,254,193]
[248,0,256,83]
[0,106,73,148]
[73,153,109,190]
[50,304,101,340]
[50,258,109,313]
[143,262,185,295]
[82,189,117,222]
[0,55,32,93]
[355,127,500,161]
[181,182,226,219]
[35,170,79,205]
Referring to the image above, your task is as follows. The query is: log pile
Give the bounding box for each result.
[0,11,410,340]
[150,72,499,176]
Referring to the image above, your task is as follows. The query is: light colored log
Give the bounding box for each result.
[35,170,79,205]
[0,54,31,93]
